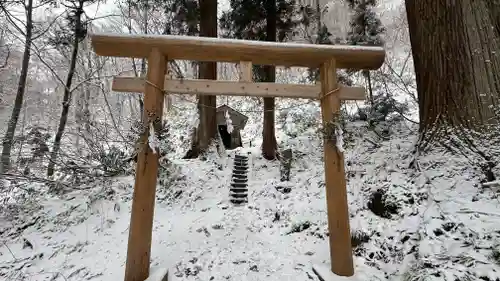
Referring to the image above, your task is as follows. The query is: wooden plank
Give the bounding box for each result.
[90,32,385,69]
[112,76,366,100]
[319,59,354,276]
[124,49,166,281]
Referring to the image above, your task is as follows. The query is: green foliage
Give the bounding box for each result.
[367,188,400,219]
[345,0,384,90]
[356,92,409,125]
[96,146,128,176]
[299,5,353,84]
[345,0,385,46]
[350,229,370,248]
[286,220,311,235]
[119,0,200,35]
[220,0,298,41]
[279,106,320,138]
[220,0,302,82]
[158,0,200,35]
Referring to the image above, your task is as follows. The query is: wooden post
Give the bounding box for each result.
[124,48,167,281]
[239,61,252,82]
[319,58,354,276]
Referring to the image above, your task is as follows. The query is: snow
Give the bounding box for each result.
[190,113,199,129]
[312,264,358,281]
[90,32,385,52]
[144,268,168,281]
[1,122,500,281]
[483,180,500,187]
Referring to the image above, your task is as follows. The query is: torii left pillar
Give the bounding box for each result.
[124,48,167,281]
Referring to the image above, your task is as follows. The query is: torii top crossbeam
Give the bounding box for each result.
[90,32,385,69]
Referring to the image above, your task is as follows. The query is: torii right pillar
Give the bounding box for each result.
[319,58,354,276]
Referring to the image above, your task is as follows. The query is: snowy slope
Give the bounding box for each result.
[1,121,500,281]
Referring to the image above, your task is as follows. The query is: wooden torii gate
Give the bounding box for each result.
[90,33,385,281]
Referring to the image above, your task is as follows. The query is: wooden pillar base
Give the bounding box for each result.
[313,264,358,281]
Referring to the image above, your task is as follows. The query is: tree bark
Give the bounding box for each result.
[0,0,33,173]
[83,47,91,133]
[262,0,278,160]
[364,70,373,106]
[75,39,92,155]
[406,0,500,144]
[125,0,143,121]
[485,2,500,38]
[139,0,148,122]
[316,0,321,33]
[47,1,84,177]
[186,0,217,158]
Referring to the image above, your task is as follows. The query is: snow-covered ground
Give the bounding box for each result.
[1,121,500,281]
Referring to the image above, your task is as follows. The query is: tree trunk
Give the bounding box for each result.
[485,2,500,37]
[0,0,33,173]
[139,0,149,122]
[75,86,83,155]
[364,70,373,106]
[406,0,500,144]
[316,0,321,33]
[126,0,143,121]
[83,50,91,133]
[47,2,83,177]
[186,0,217,158]
[75,39,92,155]
[262,0,278,160]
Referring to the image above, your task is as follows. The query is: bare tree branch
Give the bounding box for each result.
[100,82,132,146]
[32,0,58,9]
[399,51,412,78]
[0,44,9,68]
[383,62,418,103]
[69,61,109,94]
[28,40,67,89]
[2,173,70,187]
[0,6,27,37]
[32,11,67,40]
[87,13,122,21]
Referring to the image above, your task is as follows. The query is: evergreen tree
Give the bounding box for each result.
[298,3,352,85]
[220,0,300,160]
[345,0,385,105]
[191,0,218,157]
[346,0,385,46]
[220,0,299,82]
